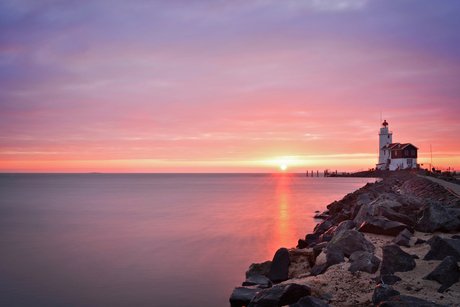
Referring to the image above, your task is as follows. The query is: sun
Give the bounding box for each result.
[280,165,287,170]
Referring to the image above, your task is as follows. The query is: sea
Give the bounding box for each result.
[0,173,376,307]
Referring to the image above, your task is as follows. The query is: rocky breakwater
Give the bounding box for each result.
[229,172,460,307]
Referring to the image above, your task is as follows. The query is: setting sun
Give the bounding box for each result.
[280,165,286,170]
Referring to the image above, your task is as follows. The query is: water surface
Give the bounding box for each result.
[0,173,375,306]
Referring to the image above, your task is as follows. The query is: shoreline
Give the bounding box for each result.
[230,171,460,307]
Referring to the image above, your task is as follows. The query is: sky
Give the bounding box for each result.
[1,0,459,173]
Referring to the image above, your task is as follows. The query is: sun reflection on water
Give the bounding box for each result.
[268,174,297,255]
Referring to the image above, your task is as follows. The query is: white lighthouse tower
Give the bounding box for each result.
[376,120,392,170]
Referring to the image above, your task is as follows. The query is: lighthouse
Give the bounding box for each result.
[375,120,419,171]
[376,120,392,170]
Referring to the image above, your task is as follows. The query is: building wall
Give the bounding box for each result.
[389,158,418,171]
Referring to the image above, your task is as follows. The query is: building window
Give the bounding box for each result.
[394,151,397,156]
[404,150,408,155]
[411,150,415,155]
[407,159,412,165]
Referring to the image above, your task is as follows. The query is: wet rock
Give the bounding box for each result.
[290,296,331,307]
[423,237,460,261]
[392,229,414,248]
[372,284,400,306]
[268,248,291,283]
[380,244,416,275]
[377,295,450,307]
[423,256,460,293]
[348,250,381,274]
[243,274,273,288]
[358,216,413,237]
[305,233,322,245]
[248,283,311,307]
[246,261,272,279]
[415,200,460,232]
[230,286,261,307]
[311,245,345,276]
[329,229,375,257]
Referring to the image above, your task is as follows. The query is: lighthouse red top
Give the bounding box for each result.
[382,120,388,127]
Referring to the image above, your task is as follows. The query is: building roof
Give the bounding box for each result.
[381,143,419,150]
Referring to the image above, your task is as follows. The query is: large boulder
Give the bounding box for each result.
[377,295,450,307]
[392,229,414,248]
[246,261,272,279]
[311,245,345,276]
[348,251,381,274]
[243,274,273,288]
[415,200,460,232]
[268,248,291,283]
[248,283,311,307]
[372,284,400,306]
[332,220,356,236]
[328,229,375,257]
[378,206,414,226]
[290,296,331,307]
[380,244,416,275]
[230,286,261,307]
[358,216,413,237]
[314,220,333,234]
[423,256,460,293]
[423,237,460,261]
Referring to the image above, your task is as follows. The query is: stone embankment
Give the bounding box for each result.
[229,171,460,307]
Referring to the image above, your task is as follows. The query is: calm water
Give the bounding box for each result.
[0,173,375,307]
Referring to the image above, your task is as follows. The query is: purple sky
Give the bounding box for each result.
[1,0,460,172]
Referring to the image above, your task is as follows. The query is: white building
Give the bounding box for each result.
[376,120,418,171]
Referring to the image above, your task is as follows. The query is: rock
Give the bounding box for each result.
[351,193,371,220]
[288,249,314,279]
[372,284,400,306]
[392,229,414,248]
[423,237,460,261]
[246,261,272,279]
[358,216,413,237]
[378,206,414,226]
[230,286,261,307]
[248,283,311,307]
[243,274,273,288]
[305,233,322,245]
[380,244,416,275]
[377,295,450,306]
[327,200,343,215]
[311,245,345,276]
[415,200,460,232]
[318,234,333,243]
[318,293,333,302]
[297,239,309,249]
[332,220,356,236]
[373,275,402,285]
[328,229,375,257]
[290,296,331,307]
[268,248,291,283]
[348,251,381,274]
[414,238,426,245]
[314,220,333,234]
[312,242,328,259]
[423,256,460,293]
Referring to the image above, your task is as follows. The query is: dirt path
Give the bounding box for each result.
[422,176,460,197]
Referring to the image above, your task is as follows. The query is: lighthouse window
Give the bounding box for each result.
[388,135,390,139]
